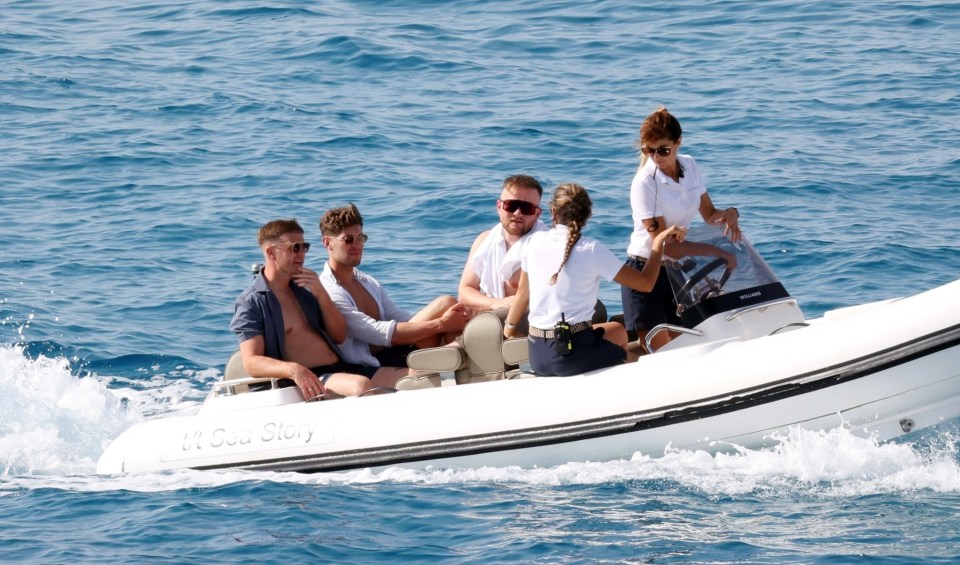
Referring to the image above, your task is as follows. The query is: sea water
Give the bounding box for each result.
[2,0,960,562]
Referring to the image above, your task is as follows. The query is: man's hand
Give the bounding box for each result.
[289,364,326,400]
[439,303,472,334]
[292,267,326,297]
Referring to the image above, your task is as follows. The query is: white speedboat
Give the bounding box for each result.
[97,226,960,474]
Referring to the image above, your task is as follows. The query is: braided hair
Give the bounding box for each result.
[549,182,593,285]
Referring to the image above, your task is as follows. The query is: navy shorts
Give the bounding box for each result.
[528,327,626,377]
[374,344,418,368]
[621,259,680,332]
[310,361,378,382]
[257,361,378,391]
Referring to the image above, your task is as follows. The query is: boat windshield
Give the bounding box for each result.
[662,224,792,328]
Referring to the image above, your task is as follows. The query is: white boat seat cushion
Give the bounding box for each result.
[225,350,251,380]
[223,350,253,393]
[501,338,529,366]
[406,343,468,373]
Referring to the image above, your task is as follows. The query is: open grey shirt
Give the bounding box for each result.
[229,271,342,361]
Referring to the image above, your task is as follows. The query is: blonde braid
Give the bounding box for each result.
[550,220,581,285]
[548,182,592,285]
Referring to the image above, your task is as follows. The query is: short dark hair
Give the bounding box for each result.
[502,174,543,196]
[258,219,303,247]
[319,203,363,236]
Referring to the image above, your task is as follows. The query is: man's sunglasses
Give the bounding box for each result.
[498,199,540,216]
[641,145,673,157]
[330,233,369,246]
[273,242,311,254]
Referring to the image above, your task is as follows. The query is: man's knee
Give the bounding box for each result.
[433,294,457,310]
[325,373,371,396]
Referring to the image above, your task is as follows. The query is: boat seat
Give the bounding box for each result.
[406,300,609,385]
[459,310,515,384]
[394,372,444,390]
[224,350,252,393]
[405,310,515,385]
[501,338,535,379]
[404,337,469,387]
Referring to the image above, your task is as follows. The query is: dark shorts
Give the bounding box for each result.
[310,361,379,383]
[621,259,681,332]
[373,344,418,368]
[528,327,626,377]
[268,361,378,390]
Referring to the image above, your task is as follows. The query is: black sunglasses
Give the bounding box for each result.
[499,199,540,216]
[641,145,673,157]
[274,242,311,253]
[330,233,369,246]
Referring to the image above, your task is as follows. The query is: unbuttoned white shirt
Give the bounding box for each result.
[320,263,412,367]
[470,220,547,299]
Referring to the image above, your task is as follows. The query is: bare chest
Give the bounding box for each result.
[344,280,381,320]
[276,290,309,334]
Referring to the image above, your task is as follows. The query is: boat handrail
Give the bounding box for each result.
[211,376,283,397]
[360,386,398,396]
[645,324,704,354]
[725,297,798,322]
[769,322,810,335]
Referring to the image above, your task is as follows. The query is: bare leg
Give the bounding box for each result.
[371,366,407,389]
[595,322,635,362]
[596,322,628,348]
[323,373,372,397]
[636,329,674,355]
[409,294,458,348]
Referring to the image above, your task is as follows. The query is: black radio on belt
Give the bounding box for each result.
[553,313,574,356]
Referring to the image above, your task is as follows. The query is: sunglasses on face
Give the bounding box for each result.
[498,199,540,216]
[330,233,369,246]
[274,242,311,254]
[641,145,673,157]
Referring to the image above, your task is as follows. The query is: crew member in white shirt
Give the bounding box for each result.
[504,183,684,376]
[624,106,741,352]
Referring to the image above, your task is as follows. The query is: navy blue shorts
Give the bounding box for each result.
[621,260,680,332]
[374,344,418,368]
[257,361,377,391]
[310,361,378,382]
[528,327,626,377]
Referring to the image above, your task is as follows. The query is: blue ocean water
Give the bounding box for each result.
[2,0,960,562]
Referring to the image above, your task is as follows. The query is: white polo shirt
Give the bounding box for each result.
[627,154,707,258]
[522,225,623,329]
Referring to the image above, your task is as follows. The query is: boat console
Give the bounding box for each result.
[651,224,806,352]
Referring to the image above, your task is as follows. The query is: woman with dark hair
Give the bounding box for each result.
[503,182,684,376]
[623,106,742,352]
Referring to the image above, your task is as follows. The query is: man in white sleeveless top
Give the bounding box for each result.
[458,175,547,312]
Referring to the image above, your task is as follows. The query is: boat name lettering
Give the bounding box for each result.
[262,421,316,443]
[180,421,317,452]
[739,291,762,299]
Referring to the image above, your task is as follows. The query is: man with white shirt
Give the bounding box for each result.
[458,174,547,312]
[319,203,471,368]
